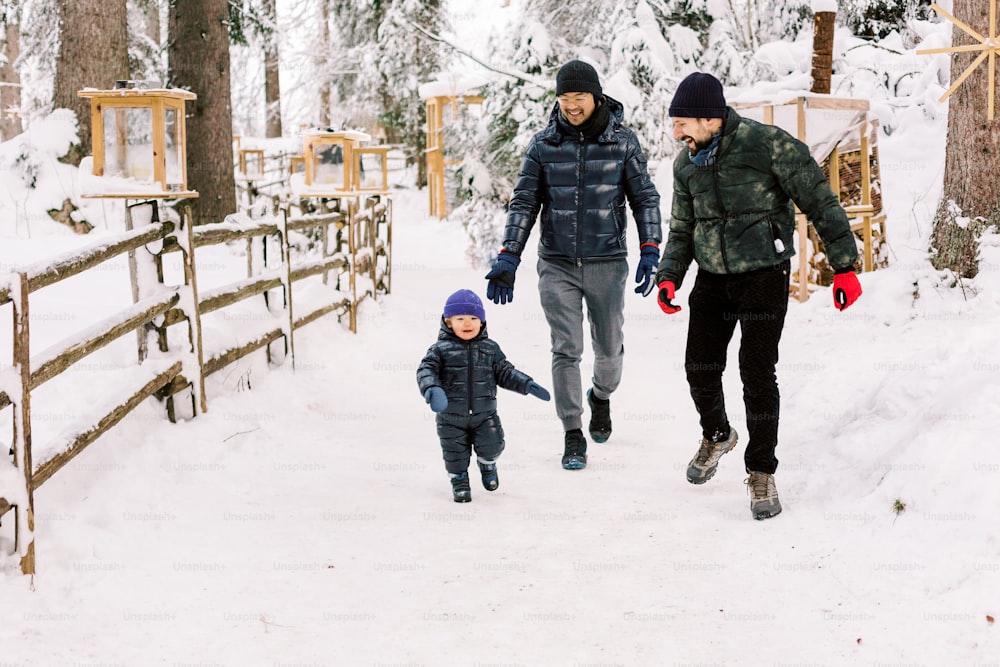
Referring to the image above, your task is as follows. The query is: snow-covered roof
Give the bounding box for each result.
[418,72,491,100]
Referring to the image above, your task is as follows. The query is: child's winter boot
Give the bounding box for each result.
[450,471,472,502]
[478,458,499,491]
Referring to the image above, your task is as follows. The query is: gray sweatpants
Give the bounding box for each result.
[537,258,628,432]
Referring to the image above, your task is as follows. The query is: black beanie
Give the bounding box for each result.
[556,60,603,97]
[669,72,727,119]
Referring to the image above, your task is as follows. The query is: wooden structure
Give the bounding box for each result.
[917,1,1000,121]
[301,129,370,195]
[423,94,483,218]
[355,146,393,193]
[78,84,197,197]
[238,148,265,178]
[0,198,391,575]
[733,95,888,301]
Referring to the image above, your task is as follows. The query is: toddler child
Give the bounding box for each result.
[417,289,550,502]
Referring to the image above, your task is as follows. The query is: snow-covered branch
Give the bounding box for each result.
[404,20,548,89]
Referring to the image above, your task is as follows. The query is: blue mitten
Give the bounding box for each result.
[484,251,521,305]
[424,387,448,412]
[526,381,551,401]
[634,244,660,296]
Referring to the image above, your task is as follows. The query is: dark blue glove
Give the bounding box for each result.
[634,244,660,296]
[484,251,521,305]
[526,381,550,401]
[424,387,448,412]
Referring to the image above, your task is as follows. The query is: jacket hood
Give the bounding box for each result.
[540,94,625,144]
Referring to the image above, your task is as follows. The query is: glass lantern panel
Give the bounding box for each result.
[358,152,385,189]
[164,107,183,188]
[312,142,345,185]
[103,106,154,182]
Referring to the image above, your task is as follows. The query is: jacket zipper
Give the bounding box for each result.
[576,132,585,267]
[466,343,474,415]
[712,160,730,273]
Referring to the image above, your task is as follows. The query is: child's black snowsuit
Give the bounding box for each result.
[417,319,535,474]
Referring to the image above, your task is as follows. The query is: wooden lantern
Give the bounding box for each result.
[354,146,392,193]
[78,83,197,197]
[302,129,371,195]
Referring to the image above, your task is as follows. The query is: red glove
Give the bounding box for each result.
[832,271,862,311]
[657,281,681,314]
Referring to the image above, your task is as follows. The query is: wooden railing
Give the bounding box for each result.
[0,195,390,575]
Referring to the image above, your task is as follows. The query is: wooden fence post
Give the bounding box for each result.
[348,198,359,333]
[280,209,296,370]
[179,206,208,414]
[11,272,35,576]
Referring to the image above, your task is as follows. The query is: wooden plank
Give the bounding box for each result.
[289,255,349,282]
[29,292,180,390]
[285,212,345,233]
[198,273,283,315]
[0,223,175,302]
[0,497,10,520]
[191,222,279,248]
[32,361,183,488]
[202,328,285,376]
[81,192,199,200]
[293,300,351,330]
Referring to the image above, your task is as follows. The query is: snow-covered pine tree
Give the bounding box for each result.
[839,0,933,41]
[447,4,559,267]
[371,0,448,186]
[127,0,166,85]
[328,0,386,130]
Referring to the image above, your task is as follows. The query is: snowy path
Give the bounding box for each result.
[2,189,999,665]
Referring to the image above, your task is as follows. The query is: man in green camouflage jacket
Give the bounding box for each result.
[655,72,863,520]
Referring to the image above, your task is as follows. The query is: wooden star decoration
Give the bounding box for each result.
[917,1,999,120]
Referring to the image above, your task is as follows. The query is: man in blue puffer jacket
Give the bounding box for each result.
[485,60,662,471]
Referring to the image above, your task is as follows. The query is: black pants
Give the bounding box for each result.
[685,261,790,474]
[437,411,505,475]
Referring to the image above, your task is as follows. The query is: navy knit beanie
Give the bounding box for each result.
[556,60,603,97]
[669,72,727,119]
[443,289,486,322]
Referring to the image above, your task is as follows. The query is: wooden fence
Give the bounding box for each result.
[0,195,391,575]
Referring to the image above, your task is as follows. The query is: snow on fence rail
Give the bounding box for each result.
[0,196,391,576]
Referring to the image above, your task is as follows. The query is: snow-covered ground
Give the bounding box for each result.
[2,102,1000,662]
[3,2,1000,664]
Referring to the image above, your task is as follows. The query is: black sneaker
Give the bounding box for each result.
[562,429,587,470]
[478,460,499,491]
[450,471,472,502]
[587,388,612,443]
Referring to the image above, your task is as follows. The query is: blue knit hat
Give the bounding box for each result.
[443,289,486,322]
[669,72,727,119]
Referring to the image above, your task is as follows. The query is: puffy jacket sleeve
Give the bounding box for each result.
[416,345,443,396]
[502,138,544,256]
[490,342,533,394]
[770,131,859,271]
[623,132,662,246]
[656,156,696,289]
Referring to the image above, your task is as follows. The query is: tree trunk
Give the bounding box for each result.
[1,19,21,140]
[930,0,1000,278]
[168,0,237,224]
[318,1,331,127]
[810,11,836,94]
[262,0,282,138]
[53,0,129,165]
[145,0,160,44]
